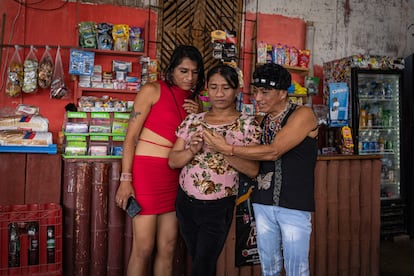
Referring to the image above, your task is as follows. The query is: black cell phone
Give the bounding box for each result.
[126,196,142,218]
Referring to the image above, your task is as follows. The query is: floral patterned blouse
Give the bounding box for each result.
[176,112,261,200]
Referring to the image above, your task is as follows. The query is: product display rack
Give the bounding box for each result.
[62,111,129,159]
[73,48,147,103]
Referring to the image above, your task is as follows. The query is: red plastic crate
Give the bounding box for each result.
[0,203,62,276]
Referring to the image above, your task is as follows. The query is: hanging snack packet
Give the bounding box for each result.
[5,45,23,97]
[112,24,129,51]
[38,46,54,89]
[78,21,97,49]
[50,46,69,99]
[22,45,39,93]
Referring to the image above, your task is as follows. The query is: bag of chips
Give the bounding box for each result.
[78,21,97,49]
[22,45,39,93]
[38,46,54,89]
[112,24,129,51]
[5,45,23,97]
[97,23,113,50]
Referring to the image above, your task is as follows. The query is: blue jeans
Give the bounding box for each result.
[252,203,312,276]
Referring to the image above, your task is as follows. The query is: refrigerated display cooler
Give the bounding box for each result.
[403,54,414,238]
[350,68,403,200]
[323,55,410,238]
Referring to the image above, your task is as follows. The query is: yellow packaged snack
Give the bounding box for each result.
[112,24,129,51]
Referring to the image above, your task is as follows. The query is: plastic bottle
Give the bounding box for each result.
[367,113,373,128]
[360,109,367,127]
[376,106,383,126]
[28,222,39,265]
[46,226,55,263]
[8,223,20,267]
[378,135,385,153]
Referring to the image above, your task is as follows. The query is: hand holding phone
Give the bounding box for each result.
[126,196,142,218]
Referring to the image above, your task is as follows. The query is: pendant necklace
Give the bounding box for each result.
[262,102,291,145]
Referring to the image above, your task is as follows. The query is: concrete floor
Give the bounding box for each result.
[380,236,414,276]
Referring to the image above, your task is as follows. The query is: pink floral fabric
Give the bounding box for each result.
[176,112,261,200]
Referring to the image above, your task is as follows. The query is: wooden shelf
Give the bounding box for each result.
[288,93,308,97]
[81,48,146,57]
[78,87,139,94]
[256,63,309,76]
[284,65,309,73]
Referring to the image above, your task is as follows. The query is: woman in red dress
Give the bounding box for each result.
[115,45,205,276]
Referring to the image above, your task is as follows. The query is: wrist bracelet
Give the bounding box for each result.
[230,144,235,156]
[120,172,132,182]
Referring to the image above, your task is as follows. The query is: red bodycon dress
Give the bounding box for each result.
[132,81,191,214]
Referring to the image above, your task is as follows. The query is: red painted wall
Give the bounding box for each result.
[0,1,323,143]
[241,12,323,104]
[0,0,157,141]
[241,13,306,92]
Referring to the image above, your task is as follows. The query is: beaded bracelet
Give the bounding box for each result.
[120,172,132,182]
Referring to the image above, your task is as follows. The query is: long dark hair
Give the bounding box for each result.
[164,45,205,99]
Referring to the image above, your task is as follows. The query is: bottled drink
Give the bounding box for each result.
[28,222,39,265]
[360,109,367,127]
[8,223,20,267]
[46,226,55,263]
[376,106,383,126]
[378,136,385,153]
[367,113,373,127]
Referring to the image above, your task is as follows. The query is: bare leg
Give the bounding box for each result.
[127,215,157,276]
[153,212,178,276]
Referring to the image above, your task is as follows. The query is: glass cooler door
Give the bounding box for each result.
[355,71,401,200]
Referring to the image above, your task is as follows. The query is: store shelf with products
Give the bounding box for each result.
[62,111,128,159]
[253,63,311,106]
[73,79,140,105]
[72,48,148,103]
[256,63,310,76]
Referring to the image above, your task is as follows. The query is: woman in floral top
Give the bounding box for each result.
[169,64,260,276]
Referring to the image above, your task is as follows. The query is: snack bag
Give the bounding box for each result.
[340,126,354,154]
[273,44,285,65]
[112,24,129,51]
[97,23,113,50]
[211,30,226,43]
[289,47,299,67]
[38,46,54,89]
[129,26,144,52]
[5,45,23,97]
[50,46,69,99]
[284,46,290,66]
[22,45,39,93]
[78,21,97,49]
[257,41,267,64]
[299,49,311,68]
